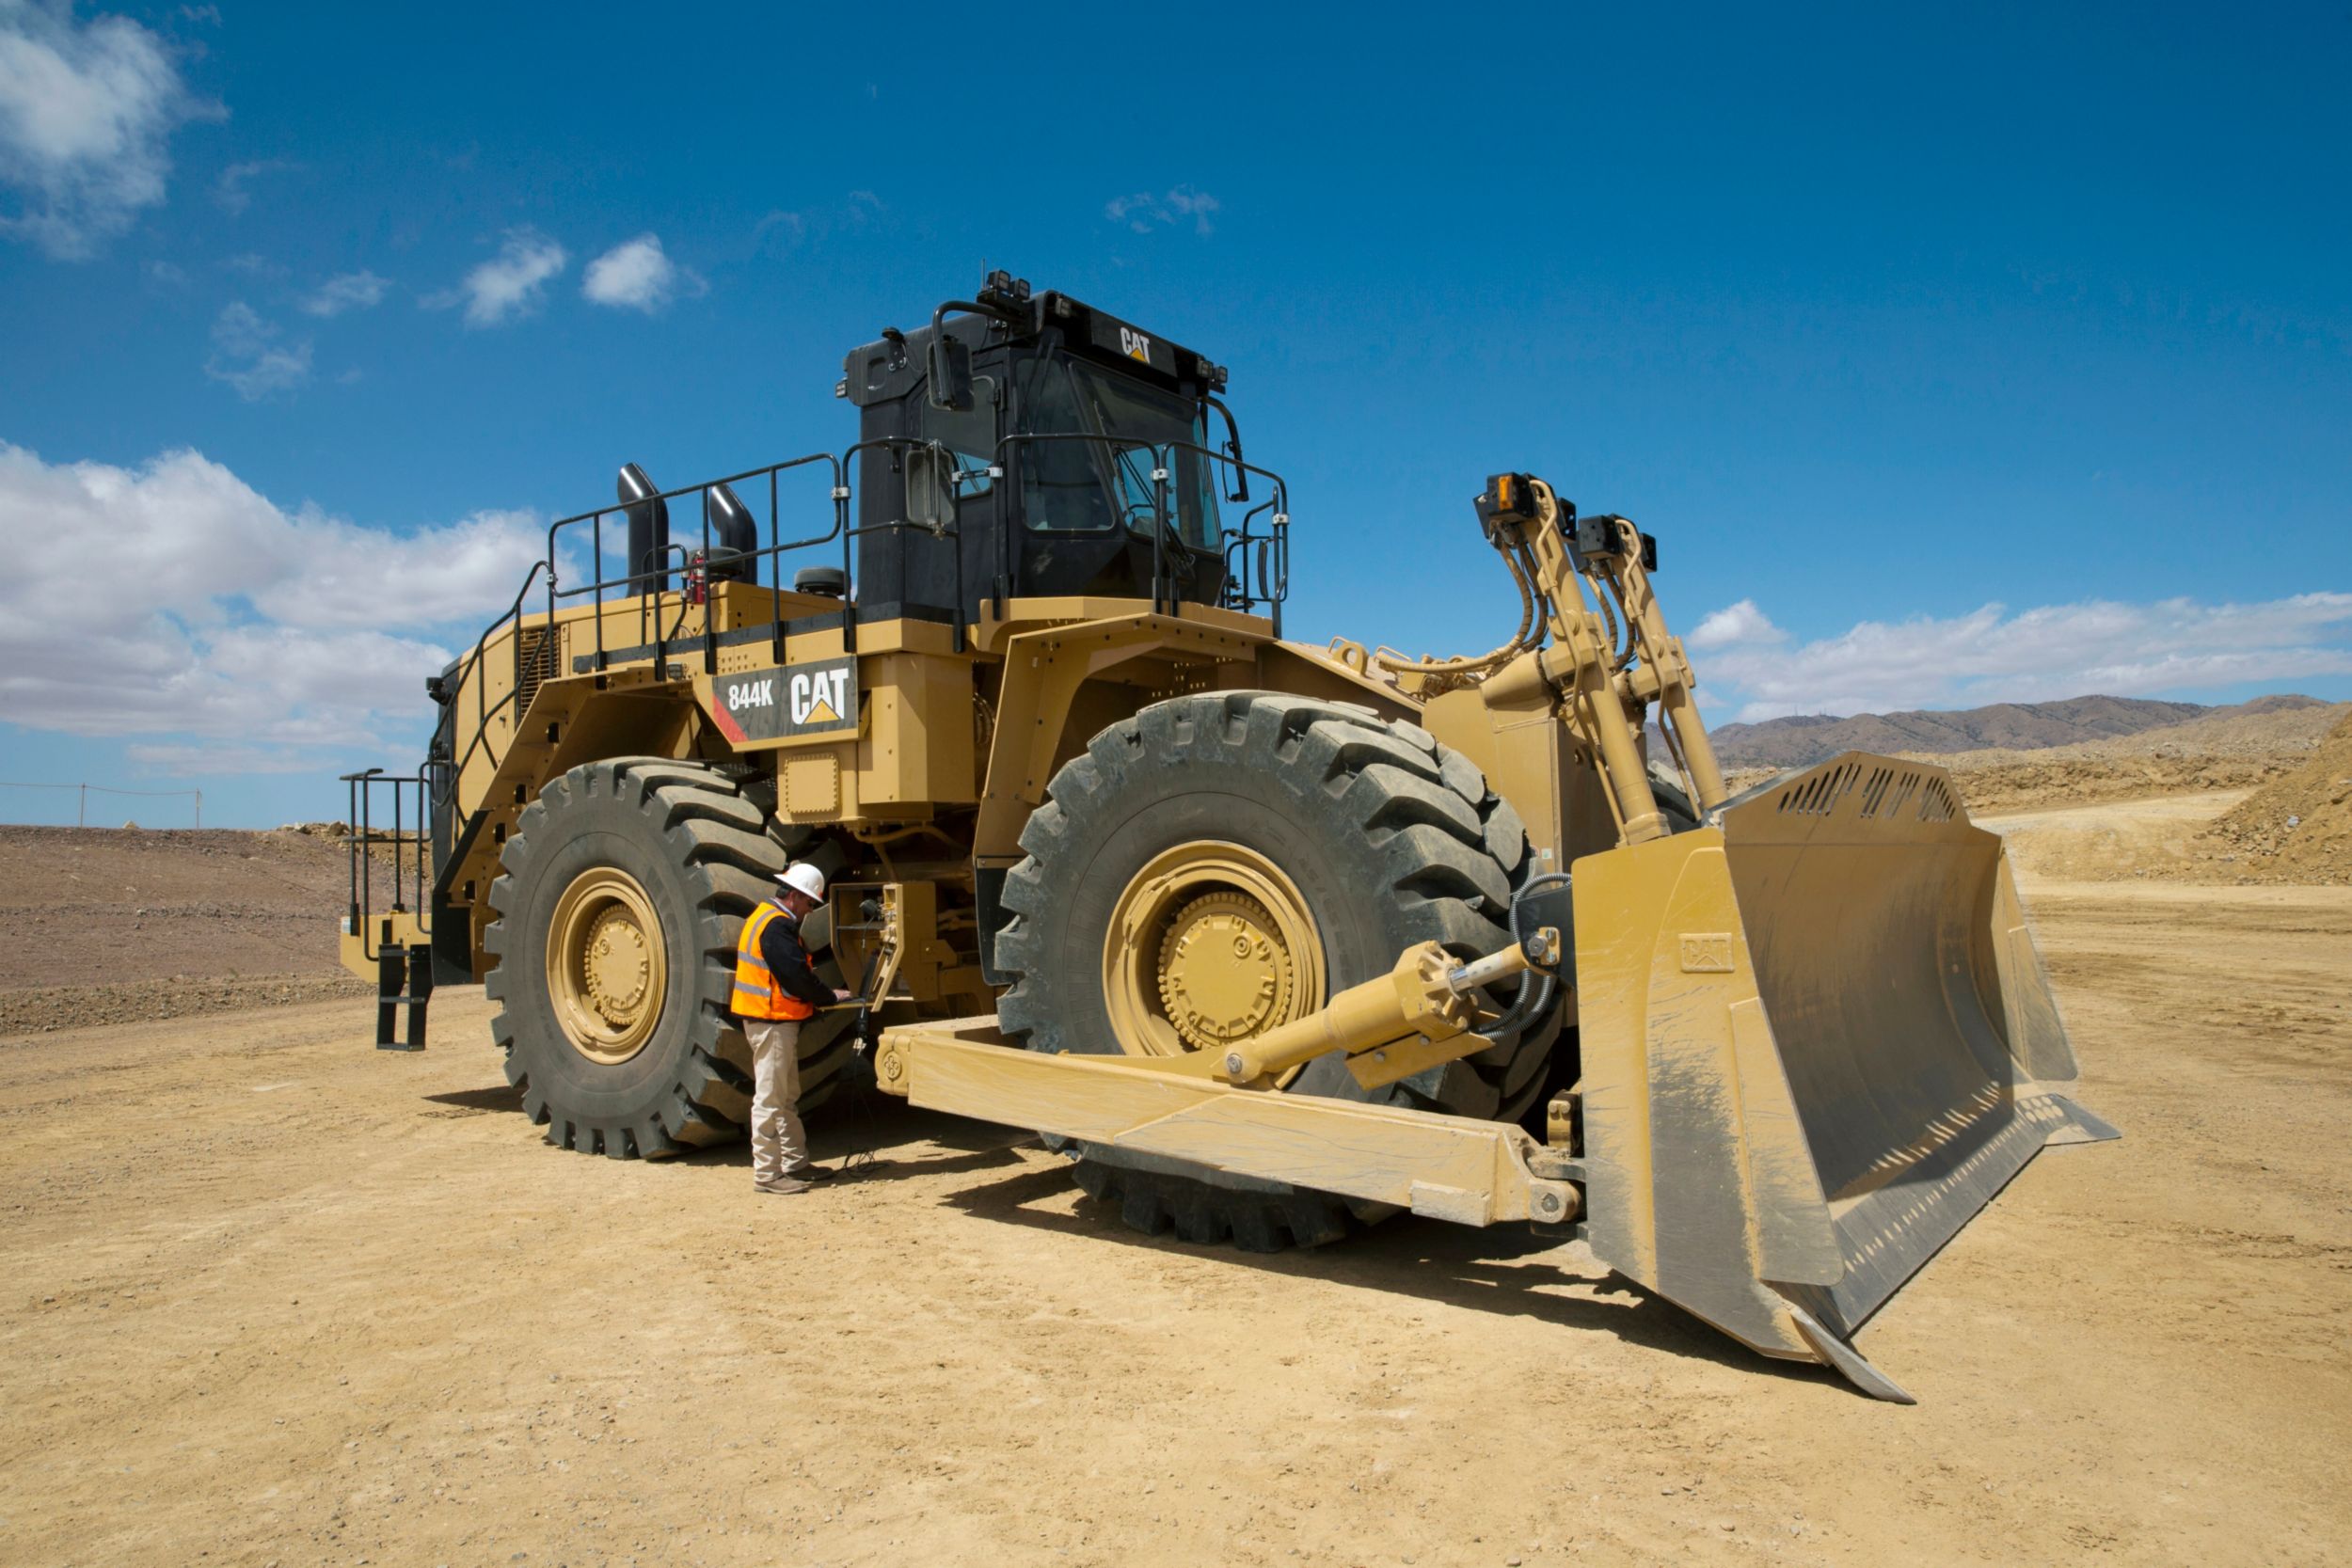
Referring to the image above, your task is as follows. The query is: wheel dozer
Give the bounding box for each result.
[340,270,2114,1400]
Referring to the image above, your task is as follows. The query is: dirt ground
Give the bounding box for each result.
[2,794,2348,1566]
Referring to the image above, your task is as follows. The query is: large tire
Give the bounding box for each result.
[485,757,856,1158]
[994,691,1560,1249]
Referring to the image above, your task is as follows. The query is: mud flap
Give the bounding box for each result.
[1571,753,2119,1400]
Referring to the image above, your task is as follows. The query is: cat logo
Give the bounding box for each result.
[789,666,850,726]
[1119,325,1153,364]
[709,655,858,744]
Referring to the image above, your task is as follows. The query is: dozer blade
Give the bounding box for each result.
[1571,752,2117,1401]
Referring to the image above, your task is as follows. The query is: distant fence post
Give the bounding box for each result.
[1,781,206,828]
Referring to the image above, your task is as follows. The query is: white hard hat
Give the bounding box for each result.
[776,863,826,901]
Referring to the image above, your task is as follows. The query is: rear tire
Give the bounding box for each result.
[485,757,855,1157]
[994,691,1558,1248]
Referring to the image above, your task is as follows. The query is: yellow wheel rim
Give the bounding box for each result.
[1102,842,1324,1064]
[546,866,667,1066]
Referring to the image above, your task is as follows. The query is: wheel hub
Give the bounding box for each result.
[1100,841,1324,1065]
[1155,891,1295,1048]
[545,866,668,1067]
[581,905,653,1029]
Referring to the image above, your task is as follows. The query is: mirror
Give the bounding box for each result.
[905,446,958,533]
[1208,395,1248,502]
[927,333,974,412]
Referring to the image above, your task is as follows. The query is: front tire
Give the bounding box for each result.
[994,692,1558,1248]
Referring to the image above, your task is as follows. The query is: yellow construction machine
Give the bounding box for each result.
[342,271,2114,1400]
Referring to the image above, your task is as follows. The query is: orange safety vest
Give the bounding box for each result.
[733,901,815,1021]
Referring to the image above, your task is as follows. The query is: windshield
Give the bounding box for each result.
[1017,356,1220,550]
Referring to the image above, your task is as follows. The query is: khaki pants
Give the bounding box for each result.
[743,1017,806,1182]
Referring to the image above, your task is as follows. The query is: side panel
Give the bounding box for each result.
[861,652,977,807]
[1422,670,1616,875]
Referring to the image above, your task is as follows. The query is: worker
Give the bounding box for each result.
[733,862,853,1195]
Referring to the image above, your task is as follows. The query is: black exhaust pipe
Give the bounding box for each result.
[705,481,758,585]
[618,462,669,593]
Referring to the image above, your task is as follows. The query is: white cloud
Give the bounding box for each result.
[211,155,296,214]
[0,1,217,257]
[1699,594,2352,723]
[1689,598,1786,649]
[1105,185,1219,236]
[300,268,389,316]
[0,442,549,769]
[581,231,702,312]
[753,208,805,250]
[426,228,566,326]
[753,191,882,256]
[203,300,310,399]
[219,248,282,277]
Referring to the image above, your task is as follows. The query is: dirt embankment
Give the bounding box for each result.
[1973,715,2352,889]
[0,825,373,1032]
[1931,702,2348,816]
[2196,713,2352,883]
[1725,701,2349,821]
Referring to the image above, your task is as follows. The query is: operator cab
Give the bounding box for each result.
[841,272,1249,626]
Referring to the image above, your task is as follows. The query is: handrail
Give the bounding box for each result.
[546,451,846,674]
[437,558,549,796]
[1149,436,1292,627]
[338,766,437,960]
[838,435,981,655]
[985,432,1291,623]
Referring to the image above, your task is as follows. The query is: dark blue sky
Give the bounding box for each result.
[2,2,2346,824]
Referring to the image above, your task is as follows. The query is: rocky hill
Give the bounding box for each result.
[1709,693,2326,768]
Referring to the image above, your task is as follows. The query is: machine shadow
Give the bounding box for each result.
[672,1085,1037,1176]
[940,1158,1846,1391]
[417,1077,1847,1391]
[420,1074,1029,1174]
[422,1083,523,1113]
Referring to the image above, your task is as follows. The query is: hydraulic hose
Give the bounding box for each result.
[1374,531,1543,679]
[1471,871,1573,1042]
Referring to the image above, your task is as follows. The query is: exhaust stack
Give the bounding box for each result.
[617,462,669,592]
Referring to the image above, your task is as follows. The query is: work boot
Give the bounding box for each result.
[784,1163,834,1183]
[755,1174,812,1196]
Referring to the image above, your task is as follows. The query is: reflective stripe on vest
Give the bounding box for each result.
[733,901,815,1021]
